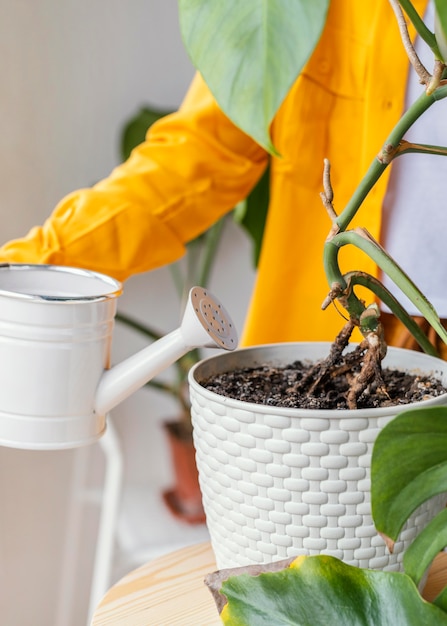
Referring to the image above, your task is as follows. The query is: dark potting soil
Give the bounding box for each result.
[202,361,447,410]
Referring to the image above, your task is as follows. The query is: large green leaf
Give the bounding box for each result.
[211,555,447,625]
[371,407,447,545]
[178,0,330,153]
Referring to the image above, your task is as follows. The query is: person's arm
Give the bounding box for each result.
[0,74,268,281]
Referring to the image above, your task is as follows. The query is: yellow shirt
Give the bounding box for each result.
[0,0,427,345]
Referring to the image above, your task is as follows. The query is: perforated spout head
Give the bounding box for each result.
[181,287,238,351]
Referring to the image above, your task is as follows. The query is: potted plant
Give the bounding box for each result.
[188,341,447,567]
[199,403,447,623]
[172,0,447,622]
[116,106,269,523]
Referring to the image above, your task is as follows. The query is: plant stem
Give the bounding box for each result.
[397,0,440,57]
[389,0,431,82]
[336,88,444,234]
[169,261,185,301]
[396,140,447,157]
[323,83,447,335]
[115,312,162,342]
[197,217,227,287]
[342,271,442,355]
[325,85,447,287]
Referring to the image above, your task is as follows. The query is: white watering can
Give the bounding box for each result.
[0,264,238,450]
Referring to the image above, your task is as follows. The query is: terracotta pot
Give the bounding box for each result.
[188,342,447,570]
[162,420,206,524]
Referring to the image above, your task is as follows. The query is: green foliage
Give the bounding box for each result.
[178,0,330,154]
[218,555,447,625]
[121,106,173,160]
[435,0,447,61]
[322,22,447,345]
[403,508,447,588]
[371,406,447,591]
[234,162,270,267]
[399,0,439,55]
[371,407,447,543]
[122,3,447,616]
[175,0,447,346]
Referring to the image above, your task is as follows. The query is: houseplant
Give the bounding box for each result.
[175,0,447,622]
[202,407,447,625]
[189,342,447,570]
[116,106,269,522]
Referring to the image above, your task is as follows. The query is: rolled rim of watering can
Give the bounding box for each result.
[0,264,122,302]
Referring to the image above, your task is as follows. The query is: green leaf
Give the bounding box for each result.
[120,106,172,160]
[435,1,447,62]
[178,0,330,153]
[403,508,447,587]
[218,555,447,625]
[371,407,447,543]
[234,162,270,267]
[434,585,447,613]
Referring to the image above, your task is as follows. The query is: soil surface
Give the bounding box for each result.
[202,361,447,410]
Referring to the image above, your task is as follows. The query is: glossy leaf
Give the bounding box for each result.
[178,0,330,153]
[403,508,447,586]
[216,555,447,625]
[371,407,447,544]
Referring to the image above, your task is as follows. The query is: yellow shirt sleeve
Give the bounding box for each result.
[0,74,268,281]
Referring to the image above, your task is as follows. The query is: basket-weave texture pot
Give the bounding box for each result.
[189,343,447,570]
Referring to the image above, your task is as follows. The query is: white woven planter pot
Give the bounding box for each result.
[189,342,447,571]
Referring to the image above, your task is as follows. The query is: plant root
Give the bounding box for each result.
[345,334,389,409]
[294,320,389,409]
[296,319,355,395]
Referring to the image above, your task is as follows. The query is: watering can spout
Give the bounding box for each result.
[94,287,238,417]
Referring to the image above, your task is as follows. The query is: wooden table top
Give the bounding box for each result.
[91,542,447,625]
[91,542,219,626]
